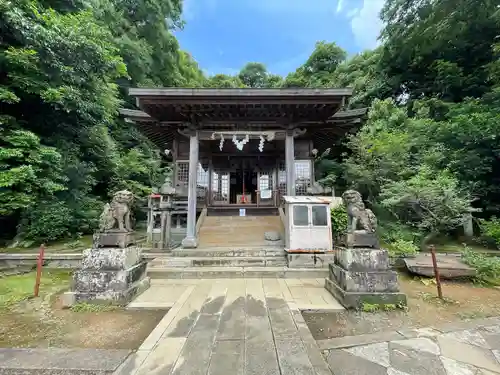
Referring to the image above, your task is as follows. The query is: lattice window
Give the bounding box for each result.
[295,160,312,195]
[176,161,189,186]
[212,171,229,203]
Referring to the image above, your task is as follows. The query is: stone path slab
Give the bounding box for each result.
[324,319,500,375]
[117,278,334,375]
[120,278,500,375]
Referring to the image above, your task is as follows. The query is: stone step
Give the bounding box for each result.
[198,215,283,248]
[171,247,285,257]
[147,266,328,279]
[149,256,287,267]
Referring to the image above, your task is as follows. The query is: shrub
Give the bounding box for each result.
[331,204,348,242]
[379,221,422,245]
[479,217,500,249]
[388,239,419,257]
[461,246,500,284]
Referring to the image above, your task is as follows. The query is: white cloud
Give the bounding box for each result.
[182,0,195,20]
[336,0,344,13]
[350,0,385,50]
[346,7,359,19]
[182,0,217,20]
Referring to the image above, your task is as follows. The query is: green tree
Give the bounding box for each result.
[380,0,500,101]
[330,49,392,108]
[283,42,347,88]
[0,124,67,216]
[380,166,473,244]
[205,74,246,88]
[238,62,269,88]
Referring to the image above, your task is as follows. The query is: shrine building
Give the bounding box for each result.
[120,88,367,249]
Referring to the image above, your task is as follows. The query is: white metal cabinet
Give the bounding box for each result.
[283,196,332,251]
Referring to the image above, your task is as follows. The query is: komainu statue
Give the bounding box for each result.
[99,190,134,232]
[341,190,379,248]
[342,190,377,233]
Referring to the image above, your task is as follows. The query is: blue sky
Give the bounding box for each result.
[176,0,386,76]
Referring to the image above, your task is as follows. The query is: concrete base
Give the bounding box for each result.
[329,263,399,293]
[181,236,198,248]
[325,278,407,309]
[96,231,134,248]
[286,252,335,268]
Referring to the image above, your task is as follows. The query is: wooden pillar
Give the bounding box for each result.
[285,129,295,196]
[181,130,199,248]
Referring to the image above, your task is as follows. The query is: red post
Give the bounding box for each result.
[429,244,443,299]
[34,244,45,297]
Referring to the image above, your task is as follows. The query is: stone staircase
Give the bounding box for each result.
[146,214,329,279]
[198,215,284,247]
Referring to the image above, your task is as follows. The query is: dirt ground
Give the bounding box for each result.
[303,274,500,341]
[0,299,167,349]
[0,271,167,349]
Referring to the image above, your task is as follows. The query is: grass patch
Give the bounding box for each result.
[418,291,458,305]
[70,302,121,313]
[361,302,400,312]
[0,235,94,254]
[0,270,72,309]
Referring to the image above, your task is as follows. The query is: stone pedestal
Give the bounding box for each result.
[345,231,379,248]
[96,231,134,248]
[68,247,149,305]
[325,247,406,309]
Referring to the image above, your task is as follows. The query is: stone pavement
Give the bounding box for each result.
[127,278,343,311]
[115,278,343,375]
[119,278,500,375]
[322,317,500,375]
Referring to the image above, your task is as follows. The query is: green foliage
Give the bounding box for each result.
[283,42,347,88]
[0,124,67,216]
[380,166,473,236]
[380,0,500,101]
[330,49,392,108]
[238,62,269,88]
[379,221,422,245]
[205,74,246,88]
[361,302,398,313]
[479,217,500,249]
[387,239,419,258]
[70,302,119,312]
[461,246,500,284]
[330,205,348,242]
[0,0,183,244]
